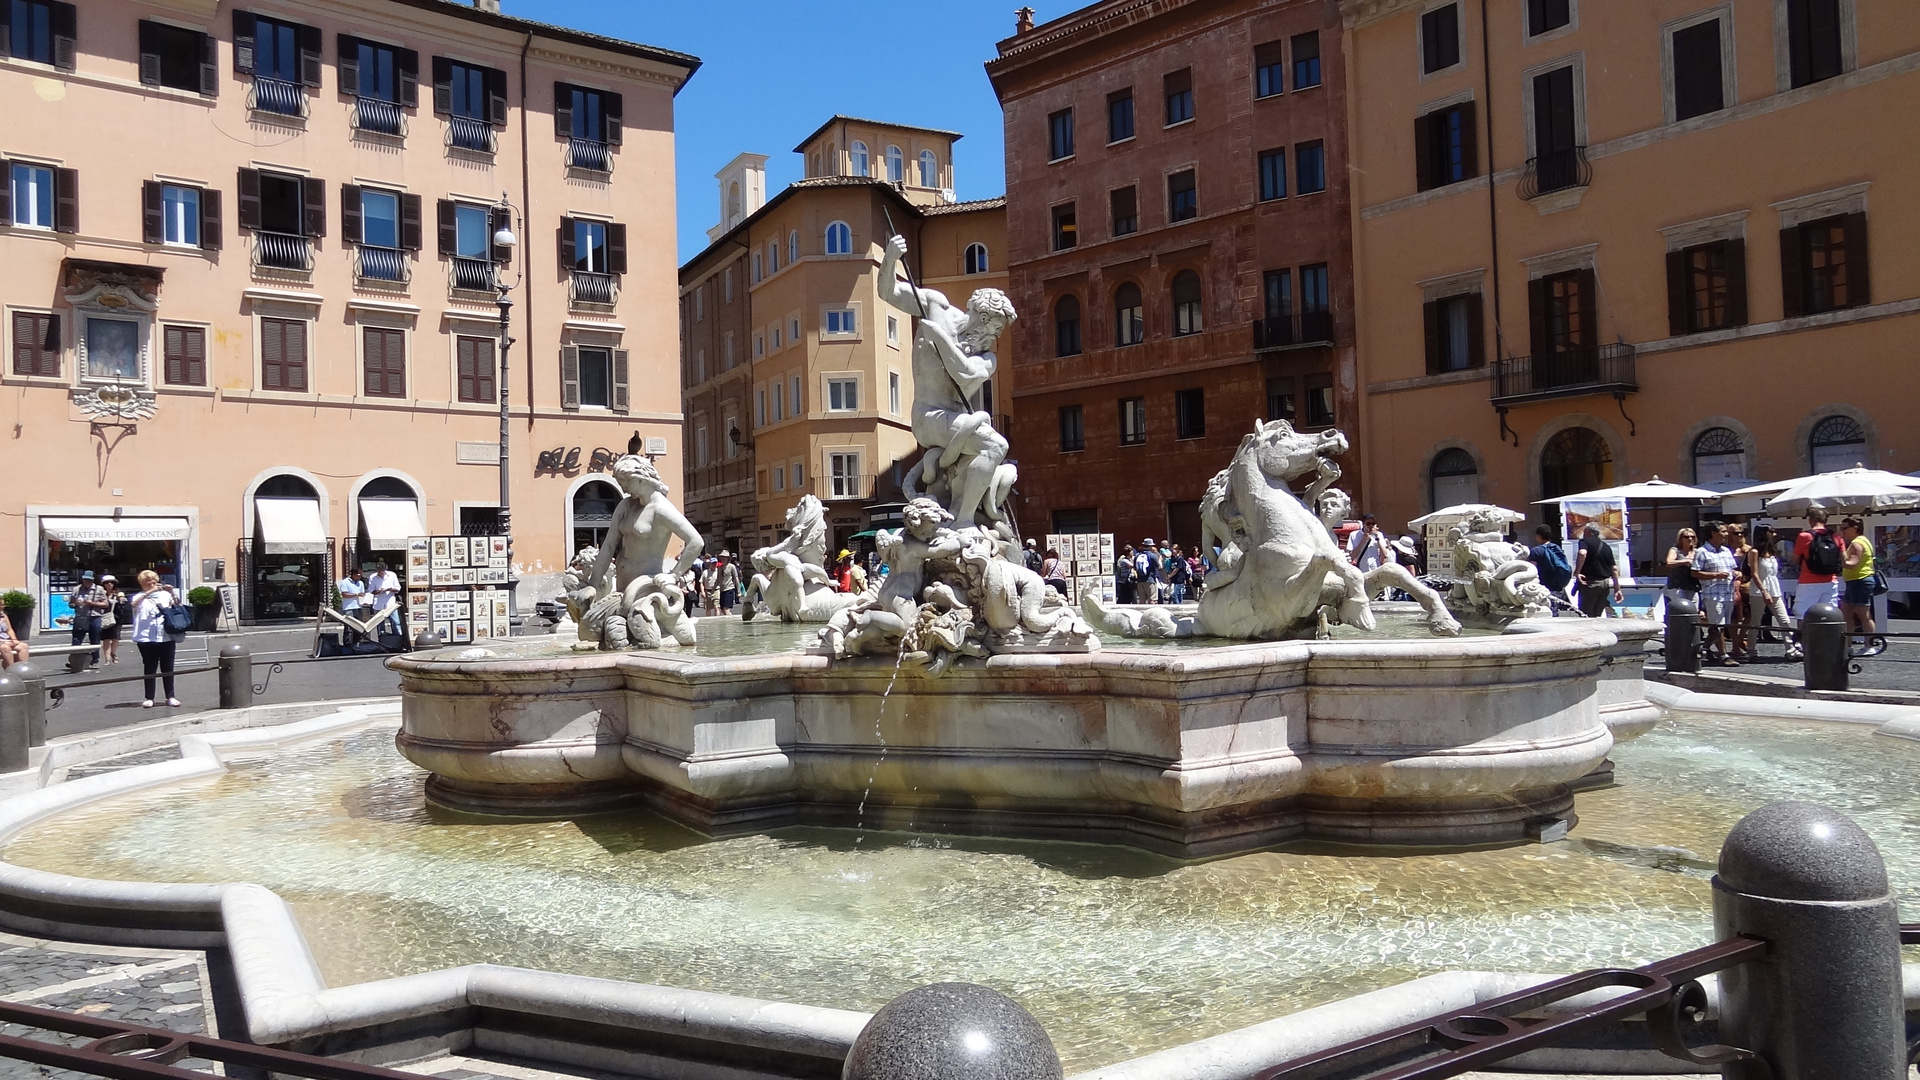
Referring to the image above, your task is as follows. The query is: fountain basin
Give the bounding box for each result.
[392,614,1660,856]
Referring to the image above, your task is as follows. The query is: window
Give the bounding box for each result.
[1175,388,1205,440]
[1107,89,1134,142]
[789,462,803,492]
[752,251,762,283]
[887,315,899,345]
[1164,68,1193,125]
[1422,5,1462,73]
[1527,0,1571,36]
[768,240,779,274]
[771,324,782,350]
[1786,0,1843,89]
[1266,377,1296,422]
[140,180,218,250]
[11,311,59,377]
[1119,397,1147,445]
[159,324,205,386]
[1540,427,1613,501]
[436,58,507,132]
[1783,214,1868,316]
[1109,186,1137,237]
[965,243,989,274]
[1171,270,1203,336]
[1052,203,1077,250]
[889,372,900,413]
[259,316,308,391]
[792,375,801,415]
[341,37,417,112]
[1168,170,1197,222]
[567,345,618,409]
[830,453,860,498]
[1292,31,1322,89]
[569,218,609,272]
[919,150,938,187]
[789,231,798,265]
[696,349,706,384]
[1114,283,1144,346]
[771,380,783,421]
[1305,376,1335,427]
[1531,65,1579,162]
[827,377,858,411]
[5,0,73,68]
[362,326,405,397]
[1054,295,1082,357]
[1059,405,1085,452]
[725,267,734,301]
[1048,109,1075,161]
[450,201,491,259]
[1423,292,1483,373]
[1667,239,1748,334]
[695,426,709,467]
[1416,103,1478,190]
[8,161,75,232]
[1258,149,1287,201]
[1430,448,1480,508]
[791,316,801,341]
[239,12,317,110]
[724,332,735,367]
[1528,269,1596,368]
[1255,40,1286,98]
[1671,19,1725,121]
[824,308,857,336]
[772,463,785,492]
[1691,428,1745,484]
[139,21,215,94]
[1301,264,1330,314]
[825,220,852,255]
[556,82,622,145]
[885,145,904,183]
[850,140,869,176]
[754,334,764,358]
[1264,269,1293,321]
[1808,414,1866,473]
[352,188,405,250]
[1295,142,1326,193]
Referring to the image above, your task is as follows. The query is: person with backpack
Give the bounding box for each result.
[1166,544,1192,603]
[1114,543,1137,604]
[1794,508,1843,613]
[1573,523,1622,618]
[1136,540,1161,604]
[1528,526,1574,607]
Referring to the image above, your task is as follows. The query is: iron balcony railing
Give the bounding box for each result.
[450,256,496,293]
[1253,311,1336,351]
[569,270,618,307]
[351,96,406,138]
[252,231,313,272]
[1519,146,1592,200]
[1491,342,1637,405]
[566,137,613,173]
[248,76,307,118]
[447,116,496,153]
[355,245,409,285]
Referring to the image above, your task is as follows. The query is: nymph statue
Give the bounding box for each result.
[564,454,703,650]
[741,495,857,623]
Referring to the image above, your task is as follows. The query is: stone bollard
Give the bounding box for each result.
[1663,595,1700,674]
[1799,602,1848,691]
[0,674,29,773]
[842,982,1062,1080]
[218,644,253,710]
[1713,802,1906,1080]
[7,663,46,747]
[413,630,443,651]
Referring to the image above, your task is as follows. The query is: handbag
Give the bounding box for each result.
[1870,566,1890,597]
[162,599,194,634]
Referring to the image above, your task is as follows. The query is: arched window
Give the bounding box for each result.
[788,230,798,265]
[250,473,325,621]
[886,145,904,183]
[919,149,938,187]
[1429,448,1479,509]
[1171,270,1203,336]
[824,221,852,255]
[849,140,870,176]
[355,476,423,560]
[1114,282,1144,346]
[964,243,989,275]
[827,142,837,175]
[1540,427,1614,504]
[572,479,620,553]
[1691,427,1746,484]
[727,181,741,220]
[1808,414,1866,473]
[1054,295,1082,357]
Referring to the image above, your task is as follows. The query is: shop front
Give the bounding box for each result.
[29,510,195,631]
[248,488,329,622]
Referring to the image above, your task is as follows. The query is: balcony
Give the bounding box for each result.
[1490,342,1636,406]
[568,270,618,309]
[252,231,313,274]
[450,256,497,294]
[351,97,406,139]
[448,116,496,154]
[828,474,870,501]
[1519,146,1592,201]
[355,245,410,287]
[1252,311,1335,351]
[248,77,307,119]
[566,138,612,174]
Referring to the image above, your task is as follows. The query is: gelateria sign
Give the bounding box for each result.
[534,437,669,477]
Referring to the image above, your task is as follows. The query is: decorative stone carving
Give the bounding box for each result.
[72,383,159,421]
[1443,509,1556,619]
[1315,488,1461,636]
[741,494,858,623]
[562,455,703,650]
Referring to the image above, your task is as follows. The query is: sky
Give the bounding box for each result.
[509,0,1026,264]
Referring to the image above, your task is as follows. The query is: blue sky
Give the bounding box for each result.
[510,0,1022,263]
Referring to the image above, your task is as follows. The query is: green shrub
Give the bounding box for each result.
[187,586,219,607]
[2,590,33,611]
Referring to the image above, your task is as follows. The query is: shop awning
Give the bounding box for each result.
[41,517,191,542]
[359,499,425,550]
[256,498,328,555]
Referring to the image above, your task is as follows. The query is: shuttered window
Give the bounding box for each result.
[362,326,406,398]
[1666,239,1748,335]
[3,0,76,70]
[456,335,495,403]
[1423,293,1485,373]
[259,317,307,391]
[1783,213,1869,317]
[11,311,59,377]
[162,324,206,386]
[138,21,217,95]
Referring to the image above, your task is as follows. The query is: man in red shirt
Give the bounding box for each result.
[1794,507,1841,613]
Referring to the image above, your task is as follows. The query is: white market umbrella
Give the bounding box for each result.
[1762,468,1920,515]
[1720,467,1920,500]
[1534,476,1724,503]
[1408,503,1529,530]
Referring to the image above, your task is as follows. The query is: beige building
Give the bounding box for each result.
[680,117,1007,559]
[1344,0,1920,572]
[1,0,694,623]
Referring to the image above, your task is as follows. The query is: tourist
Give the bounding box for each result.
[1188,548,1207,598]
[1347,514,1388,573]
[1573,524,1622,618]
[0,607,27,668]
[1838,516,1877,643]
[717,553,741,615]
[1528,526,1573,606]
[1744,527,1794,659]
[1023,538,1042,573]
[700,558,722,617]
[1690,523,1740,665]
[1794,508,1842,612]
[69,570,107,667]
[1724,526,1752,659]
[1166,544,1191,604]
[337,569,369,619]
[369,561,402,636]
[129,569,184,708]
[847,554,869,595]
[1136,540,1161,603]
[1041,548,1069,597]
[1114,543,1137,604]
[833,550,858,593]
[99,575,125,665]
[1664,528,1699,604]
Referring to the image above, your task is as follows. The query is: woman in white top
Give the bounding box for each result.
[129,569,184,708]
[1743,527,1794,659]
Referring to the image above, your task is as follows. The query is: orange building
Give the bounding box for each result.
[1345,0,1920,569]
[1,0,694,622]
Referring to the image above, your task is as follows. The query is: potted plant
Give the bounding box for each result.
[187,586,221,632]
[2,591,33,641]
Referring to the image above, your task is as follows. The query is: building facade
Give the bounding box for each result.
[0,0,694,623]
[1345,0,1920,567]
[987,0,1359,550]
[680,118,1007,560]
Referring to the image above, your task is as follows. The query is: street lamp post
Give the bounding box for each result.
[492,193,520,561]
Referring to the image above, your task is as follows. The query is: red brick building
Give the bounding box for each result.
[987,0,1360,549]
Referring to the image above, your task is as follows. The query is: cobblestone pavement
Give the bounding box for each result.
[0,932,216,1080]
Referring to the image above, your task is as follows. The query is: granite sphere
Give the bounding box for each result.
[842,982,1062,1080]
[1717,800,1888,902]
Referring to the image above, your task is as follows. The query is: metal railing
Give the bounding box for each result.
[351,96,406,138]
[1519,146,1592,200]
[1491,343,1636,404]
[252,231,314,273]
[355,245,409,285]
[828,474,869,501]
[569,270,618,307]
[566,137,613,173]
[1253,311,1335,351]
[247,76,307,118]
[450,255,496,293]
[447,115,496,153]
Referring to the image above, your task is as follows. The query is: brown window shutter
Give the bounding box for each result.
[486,67,508,128]
[557,217,576,270]
[553,82,572,138]
[607,223,627,275]
[53,168,79,234]
[199,30,218,96]
[302,175,326,238]
[1724,237,1748,326]
[400,193,422,251]
[50,1,75,72]
[340,183,362,244]
[436,199,457,256]
[164,325,185,384]
[604,91,623,145]
[1665,249,1689,336]
[142,180,164,244]
[397,48,418,108]
[1574,268,1598,347]
[237,168,261,231]
[559,346,581,410]
[476,338,494,401]
[1414,114,1434,192]
[232,10,255,74]
[336,35,359,96]
[1458,101,1479,180]
[167,325,206,386]
[1779,226,1805,319]
[1422,299,1442,373]
[186,326,206,385]
[261,318,285,389]
[139,22,162,86]
[362,327,380,396]
[1466,290,1485,366]
[14,312,59,377]
[1842,211,1869,307]
[200,187,222,250]
[287,320,307,390]
[298,23,322,88]
[1527,276,1549,358]
[0,158,10,222]
[489,205,512,265]
[457,337,476,401]
[612,349,629,413]
[431,57,452,115]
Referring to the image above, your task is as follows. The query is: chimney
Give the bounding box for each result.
[473,0,500,12]
[1015,7,1036,33]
